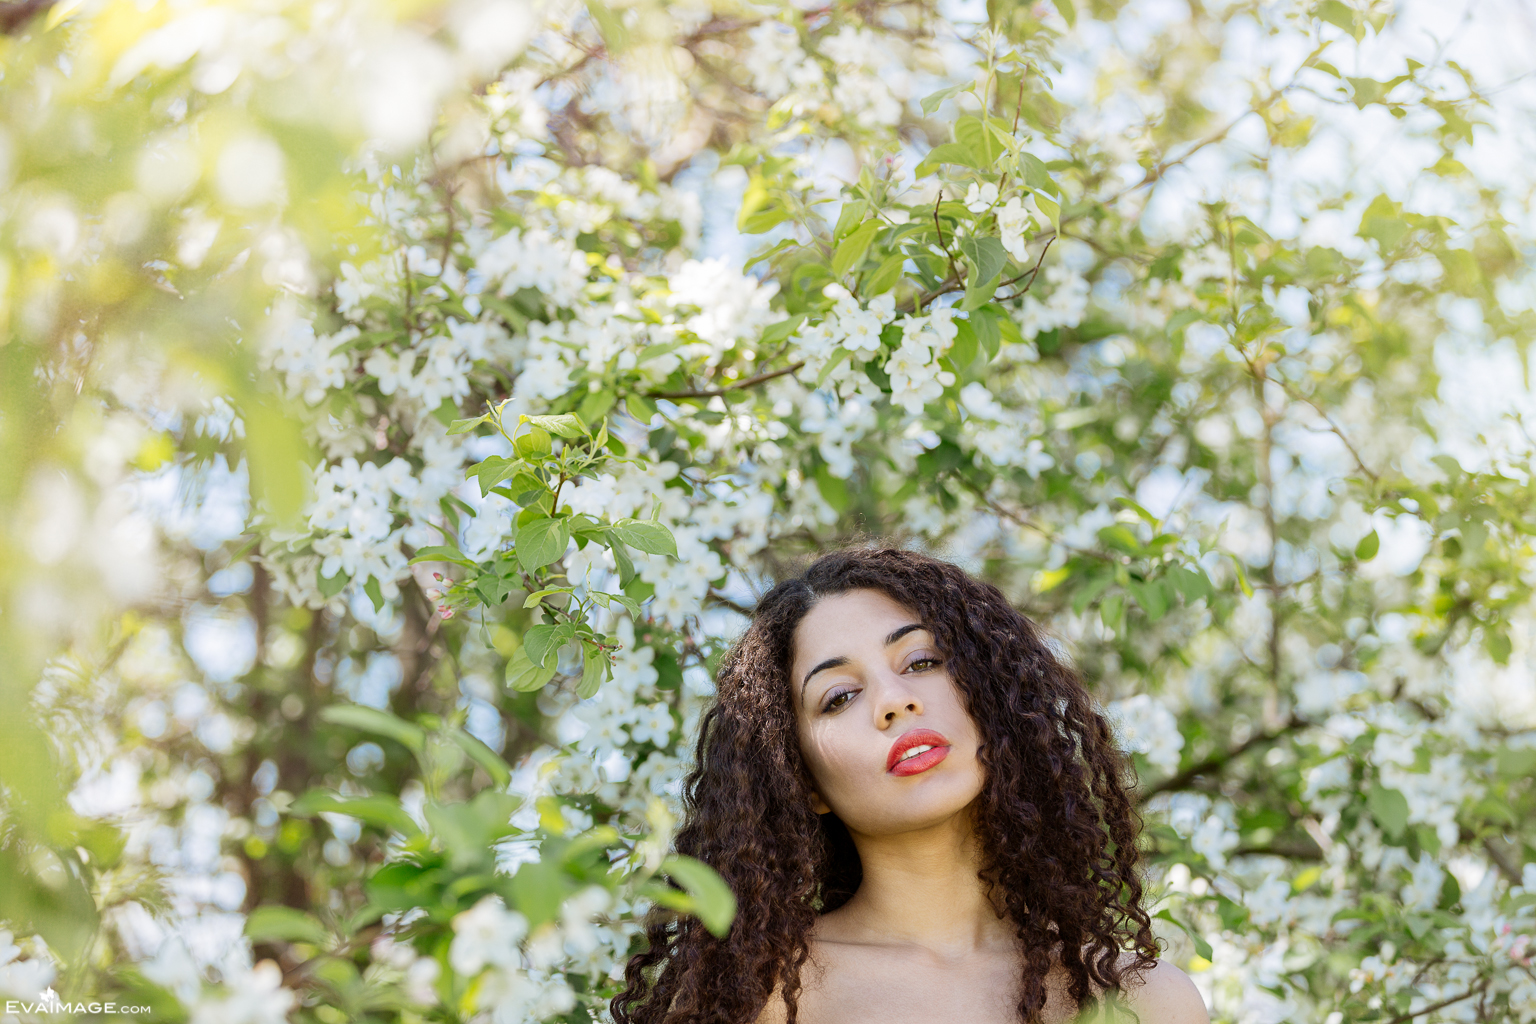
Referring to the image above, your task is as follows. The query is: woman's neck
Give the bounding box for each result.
[824,808,1016,957]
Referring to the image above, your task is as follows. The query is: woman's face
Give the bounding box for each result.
[789,588,986,836]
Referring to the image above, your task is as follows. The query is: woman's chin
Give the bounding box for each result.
[837,791,980,837]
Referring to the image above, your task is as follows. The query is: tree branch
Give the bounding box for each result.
[1483,836,1523,885]
[0,0,53,33]
[1138,715,1304,802]
[996,234,1056,301]
[1380,982,1487,1024]
[1272,376,1380,482]
[647,361,805,400]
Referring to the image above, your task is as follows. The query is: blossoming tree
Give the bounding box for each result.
[1,0,1534,1022]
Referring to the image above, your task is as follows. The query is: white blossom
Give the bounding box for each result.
[450,896,528,976]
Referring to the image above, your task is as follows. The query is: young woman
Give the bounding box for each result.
[613,548,1208,1024]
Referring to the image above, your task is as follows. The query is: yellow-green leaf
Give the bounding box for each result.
[832,221,880,278]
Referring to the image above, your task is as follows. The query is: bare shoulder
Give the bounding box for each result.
[1115,958,1209,1024]
[751,987,788,1024]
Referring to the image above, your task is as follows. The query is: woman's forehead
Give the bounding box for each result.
[791,589,925,659]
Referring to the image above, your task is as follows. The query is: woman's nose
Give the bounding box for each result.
[873,673,923,724]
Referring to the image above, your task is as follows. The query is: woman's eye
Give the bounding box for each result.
[823,690,855,713]
[906,656,942,672]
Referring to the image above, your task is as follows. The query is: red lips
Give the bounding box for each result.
[886,728,951,776]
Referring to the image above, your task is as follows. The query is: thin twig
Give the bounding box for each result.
[647,362,805,400]
[1100,72,1298,207]
[963,482,1115,564]
[933,190,964,290]
[1483,836,1522,885]
[1272,376,1380,482]
[996,234,1056,301]
[1139,716,1305,802]
[1380,982,1487,1024]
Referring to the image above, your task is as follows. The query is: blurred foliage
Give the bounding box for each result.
[1,0,1534,1021]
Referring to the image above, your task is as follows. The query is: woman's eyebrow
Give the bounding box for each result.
[799,623,929,701]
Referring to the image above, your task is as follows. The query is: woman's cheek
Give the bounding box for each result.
[802,725,869,802]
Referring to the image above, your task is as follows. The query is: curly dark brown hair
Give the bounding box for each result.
[612,547,1158,1024]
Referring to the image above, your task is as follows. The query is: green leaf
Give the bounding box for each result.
[815,347,852,387]
[1100,593,1125,630]
[1486,628,1512,665]
[1358,193,1409,250]
[745,237,800,270]
[514,426,553,459]
[446,416,487,436]
[740,207,789,234]
[503,471,545,505]
[954,116,1004,166]
[1355,530,1380,560]
[660,855,738,938]
[1127,578,1168,622]
[1346,76,1386,109]
[407,545,476,567]
[449,732,513,789]
[1098,524,1145,556]
[512,856,573,927]
[609,536,637,588]
[1229,555,1254,598]
[1168,566,1214,604]
[913,142,982,176]
[318,568,350,598]
[832,221,880,279]
[524,587,573,608]
[1315,0,1360,39]
[241,394,317,527]
[1033,192,1060,228]
[290,790,422,837]
[832,199,869,241]
[950,320,979,369]
[605,590,643,618]
[920,82,969,116]
[1166,309,1203,335]
[611,519,677,557]
[585,0,629,49]
[1495,746,1536,778]
[970,308,1000,360]
[1019,153,1055,194]
[813,465,849,513]
[760,316,805,346]
[522,413,587,438]
[1154,909,1212,961]
[424,792,519,871]
[962,270,1002,311]
[522,623,568,669]
[864,252,908,296]
[577,642,610,699]
[506,645,559,692]
[320,705,425,754]
[1368,785,1410,840]
[1053,0,1076,27]
[246,906,328,946]
[1072,575,1113,615]
[626,393,658,423]
[960,236,1009,286]
[579,389,616,423]
[469,455,519,496]
[517,515,571,573]
[363,576,385,613]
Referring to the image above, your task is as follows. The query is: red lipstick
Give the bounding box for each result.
[886,728,951,776]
